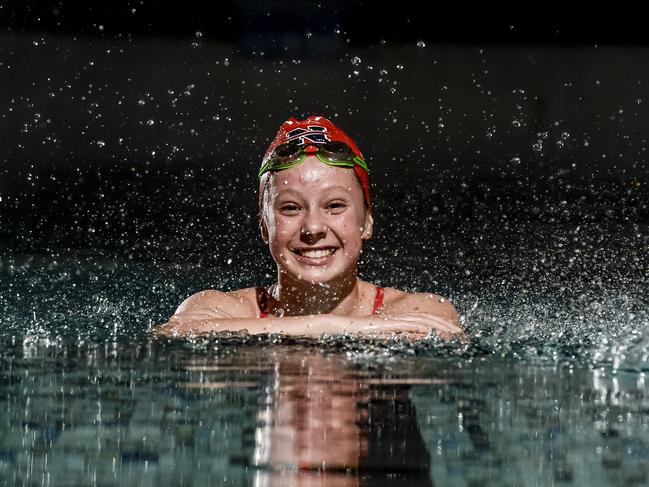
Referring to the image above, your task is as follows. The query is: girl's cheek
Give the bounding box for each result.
[274,220,297,237]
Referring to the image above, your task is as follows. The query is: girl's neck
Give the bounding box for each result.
[270,269,361,316]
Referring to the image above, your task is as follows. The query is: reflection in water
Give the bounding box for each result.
[246,354,433,486]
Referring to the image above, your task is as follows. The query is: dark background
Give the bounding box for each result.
[1,1,647,269]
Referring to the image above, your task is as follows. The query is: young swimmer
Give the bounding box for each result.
[155,116,463,339]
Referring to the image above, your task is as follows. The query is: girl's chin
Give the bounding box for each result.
[292,270,337,284]
[273,251,359,283]
[280,264,345,284]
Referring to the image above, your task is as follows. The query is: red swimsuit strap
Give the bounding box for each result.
[372,286,384,315]
[256,286,268,318]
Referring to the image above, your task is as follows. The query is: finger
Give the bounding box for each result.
[360,323,431,336]
[176,306,233,318]
[390,317,458,333]
[396,313,458,324]
[384,323,430,333]
[426,319,464,334]
[397,321,463,339]
[413,313,462,327]
[435,329,469,341]
[154,321,205,337]
[395,314,463,333]
[429,326,470,340]
[171,312,228,323]
[172,312,216,320]
[203,307,234,318]
[152,322,180,336]
[369,316,467,340]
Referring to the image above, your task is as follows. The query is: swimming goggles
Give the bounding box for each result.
[258,141,368,178]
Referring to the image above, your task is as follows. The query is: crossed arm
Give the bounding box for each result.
[153,290,464,340]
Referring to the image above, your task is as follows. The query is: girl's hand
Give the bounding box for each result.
[153,308,233,337]
[363,313,465,340]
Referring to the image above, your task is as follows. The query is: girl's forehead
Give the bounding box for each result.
[268,158,359,192]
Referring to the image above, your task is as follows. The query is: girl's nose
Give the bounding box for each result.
[301,209,328,243]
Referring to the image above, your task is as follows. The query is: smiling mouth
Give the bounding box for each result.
[291,247,338,259]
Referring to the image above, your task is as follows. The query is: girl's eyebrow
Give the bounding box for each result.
[324,185,353,193]
[275,188,304,197]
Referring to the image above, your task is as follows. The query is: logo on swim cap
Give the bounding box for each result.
[285,125,330,145]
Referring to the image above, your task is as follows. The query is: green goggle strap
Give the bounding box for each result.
[258,154,367,179]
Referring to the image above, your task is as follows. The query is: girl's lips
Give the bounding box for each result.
[290,248,338,266]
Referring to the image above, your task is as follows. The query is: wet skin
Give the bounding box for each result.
[155,156,464,340]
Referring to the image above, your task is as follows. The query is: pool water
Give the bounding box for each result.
[2,339,649,486]
[1,181,648,486]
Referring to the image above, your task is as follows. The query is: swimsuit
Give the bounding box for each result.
[256,286,384,318]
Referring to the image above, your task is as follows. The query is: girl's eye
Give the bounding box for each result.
[327,201,347,212]
[280,204,300,212]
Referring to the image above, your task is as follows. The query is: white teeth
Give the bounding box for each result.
[295,248,335,258]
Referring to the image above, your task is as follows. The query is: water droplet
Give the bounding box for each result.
[416,40,426,48]
[351,56,361,66]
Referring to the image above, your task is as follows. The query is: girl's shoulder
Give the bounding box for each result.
[175,287,260,318]
[375,285,459,322]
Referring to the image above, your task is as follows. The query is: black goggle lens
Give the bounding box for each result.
[320,141,354,159]
[273,142,301,159]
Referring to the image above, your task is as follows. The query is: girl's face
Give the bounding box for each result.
[261,156,373,285]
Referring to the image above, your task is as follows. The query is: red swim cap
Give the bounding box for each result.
[259,115,371,210]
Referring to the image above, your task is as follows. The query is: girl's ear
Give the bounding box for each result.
[361,211,373,240]
[260,217,269,244]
